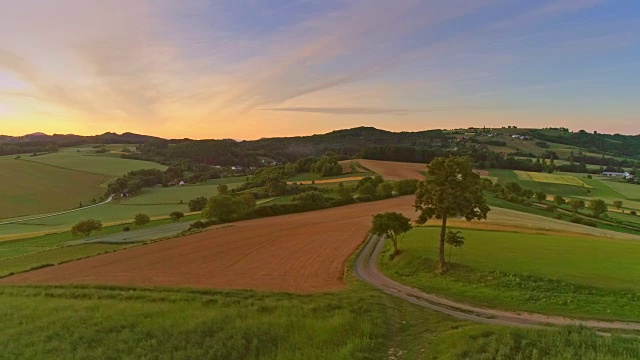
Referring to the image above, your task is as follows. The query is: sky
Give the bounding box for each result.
[0,0,639,139]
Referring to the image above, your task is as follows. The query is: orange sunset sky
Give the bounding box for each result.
[1,1,638,139]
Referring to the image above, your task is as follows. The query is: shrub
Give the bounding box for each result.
[569,217,583,224]
[545,205,557,212]
[123,226,130,232]
[170,211,185,222]
[582,219,597,227]
[292,191,328,209]
[356,195,373,202]
[631,210,637,216]
[71,219,102,237]
[554,214,562,220]
[134,213,151,226]
[188,221,206,231]
[188,196,207,212]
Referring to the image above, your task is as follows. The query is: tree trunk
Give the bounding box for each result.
[391,234,398,255]
[439,216,447,272]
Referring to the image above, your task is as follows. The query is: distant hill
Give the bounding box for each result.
[0,132,161,145]
[2,126,638,168]
[0,132,163,156]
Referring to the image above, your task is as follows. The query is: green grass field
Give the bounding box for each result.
[0,202,191,238]
[1,285,639,359]
[0,177,250,238]
[382,227,640,321]
[24,147,166,176]
[0,216,197,276]
[599,178,640,200]
[0,158,110,219]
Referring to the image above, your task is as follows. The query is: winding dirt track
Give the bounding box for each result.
[355,234,640,331]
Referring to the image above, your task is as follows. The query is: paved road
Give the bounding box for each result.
[355,234,640,331]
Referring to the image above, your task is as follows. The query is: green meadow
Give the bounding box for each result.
[381,227,640,321]
[2,284,640,359]
[0,158,110,219]
[23,147,166,176]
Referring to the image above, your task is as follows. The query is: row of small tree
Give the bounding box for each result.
[71,211,186,237]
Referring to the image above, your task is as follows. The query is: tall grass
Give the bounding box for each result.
[0,286,386,360]
[2,285,640,359]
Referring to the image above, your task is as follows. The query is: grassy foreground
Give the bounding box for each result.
[2,285,640,359]
[381,227,640,321]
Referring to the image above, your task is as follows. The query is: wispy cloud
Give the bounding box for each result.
[0,0,637,138]
[262,107,411,115]
[263,105,488,115]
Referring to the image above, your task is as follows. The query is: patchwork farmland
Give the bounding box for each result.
[0,196,416,292]
[2,133,640,358]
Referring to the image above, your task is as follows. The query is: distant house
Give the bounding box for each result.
[511,134,532,140]
[602,172,632,179]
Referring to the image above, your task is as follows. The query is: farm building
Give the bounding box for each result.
[601,171,633,179]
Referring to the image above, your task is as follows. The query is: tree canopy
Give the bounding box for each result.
[589,199,608,218]
[414,156,489,272]
[71,219,102,237]
[202,194,256,222]
[371,212,412,255]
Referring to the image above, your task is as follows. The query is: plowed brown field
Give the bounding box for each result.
[340,159,426,180]
[339,159,490,180]
[0,197,415,293]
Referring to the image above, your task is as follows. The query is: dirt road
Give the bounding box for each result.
[355,234,640,331]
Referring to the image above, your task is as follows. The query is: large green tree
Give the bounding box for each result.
[371,212,412,255]
[414,156,490,272]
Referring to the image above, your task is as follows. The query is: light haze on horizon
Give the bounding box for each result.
[0,0,639,139]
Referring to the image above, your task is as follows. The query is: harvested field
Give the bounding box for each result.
[339,160,369,174]
[342,159,427,180]
[0,197,416,293]
[339,159,488,181]
[515,171,591,188]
